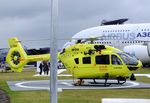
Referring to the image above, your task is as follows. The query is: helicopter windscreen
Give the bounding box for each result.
[117,52,138,65]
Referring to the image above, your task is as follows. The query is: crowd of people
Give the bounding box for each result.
[39,61,50,75]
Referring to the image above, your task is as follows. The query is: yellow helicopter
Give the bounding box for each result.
[6,37,142,86]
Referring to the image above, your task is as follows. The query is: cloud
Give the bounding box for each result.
[0,0,50,18]
[0,0,150,48]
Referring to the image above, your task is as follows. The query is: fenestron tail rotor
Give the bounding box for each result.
[6,37,28,72]
[11,51,21,65]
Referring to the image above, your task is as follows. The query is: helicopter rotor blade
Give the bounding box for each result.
[71,35,119,44]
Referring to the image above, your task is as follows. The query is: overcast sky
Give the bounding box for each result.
[1,0,150,49]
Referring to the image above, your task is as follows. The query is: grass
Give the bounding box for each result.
[0,67,149,103]
[0,68,49,81]
[0,68,50,103]
[134,67,150,83]
[59,89,150,103]
[134,67,150,74]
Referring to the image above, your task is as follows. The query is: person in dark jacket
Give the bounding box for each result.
[39,62,43,75]
[43,61,49,75]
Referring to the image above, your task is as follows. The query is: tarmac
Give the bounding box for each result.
[102,98,150,103]
[6,69,150,91]
[6,72,150,103]
[3,66,150,103]
[7,79,150,91]
[0,90,10,103]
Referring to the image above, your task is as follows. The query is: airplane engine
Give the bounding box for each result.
[123,45,150,64]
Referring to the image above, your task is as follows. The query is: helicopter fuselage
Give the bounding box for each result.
[6,38,142,81]
[58,44,142,79]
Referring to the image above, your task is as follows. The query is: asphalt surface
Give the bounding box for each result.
[0,89,10,103]
[7,79,150,91]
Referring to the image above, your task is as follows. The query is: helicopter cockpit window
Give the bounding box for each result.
[83,57,91,64]
[111,55,122,65]
[117,52,138,65]
[74,58,79,64]
[95,55,109,64]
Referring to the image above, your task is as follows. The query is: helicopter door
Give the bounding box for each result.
[73,56,93,78]
[111,54,124,76]
[95,55,110,78]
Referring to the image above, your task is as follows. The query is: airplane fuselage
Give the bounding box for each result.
[71,23,150,64]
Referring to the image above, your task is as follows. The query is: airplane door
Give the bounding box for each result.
[111,54,124,76]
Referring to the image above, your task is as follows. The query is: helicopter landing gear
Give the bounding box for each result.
[89,73,111,86]
[104,73,109,86]
[74,79,84,86]
[130,73,136,81]
[89,76,126,86]
[117,77,126,85]
[104,78,110,86]
[89,78,111,86]
[93,79,97,84]
[90,74,110,86]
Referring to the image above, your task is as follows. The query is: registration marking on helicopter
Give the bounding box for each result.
[99,66,108,71]
[114,67,122,69]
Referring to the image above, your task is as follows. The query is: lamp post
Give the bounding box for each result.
[50,0,58,103]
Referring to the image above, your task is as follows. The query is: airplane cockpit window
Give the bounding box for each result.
[83,57,91,64]
[95,55,109,64]
[111,55,122,65]
[117,52,138,65]
[74,58,79,64]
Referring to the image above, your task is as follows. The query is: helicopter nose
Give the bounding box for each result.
[128,67,138,71]
[137,60,143,69]
[128,60,142,71]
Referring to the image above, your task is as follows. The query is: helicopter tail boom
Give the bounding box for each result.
[6,37,50,72]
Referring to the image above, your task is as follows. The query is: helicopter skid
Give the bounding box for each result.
[89,81,126,86]
[89,82,111,86]
[73,78,126,86]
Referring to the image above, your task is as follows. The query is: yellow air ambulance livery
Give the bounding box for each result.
[6,37,142,85]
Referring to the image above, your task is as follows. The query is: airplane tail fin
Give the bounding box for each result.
[6,37,28,72]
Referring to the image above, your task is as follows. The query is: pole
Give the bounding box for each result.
[50,0,58,103]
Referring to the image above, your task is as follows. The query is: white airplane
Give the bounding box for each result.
[64,19,150,65]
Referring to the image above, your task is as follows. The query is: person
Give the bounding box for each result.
[48,62,50,70]
[39,62,43,75]
[43,61,49,75]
